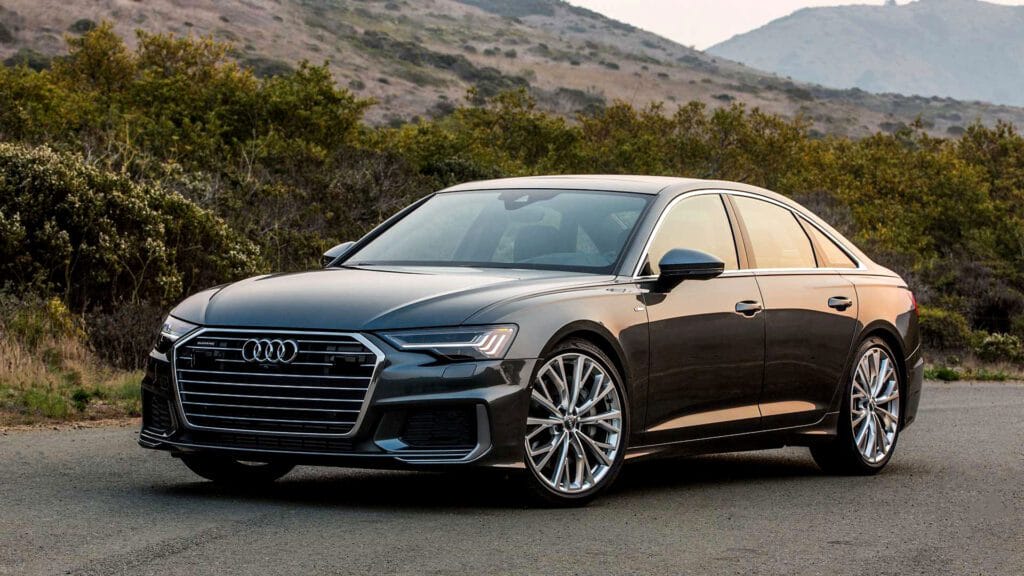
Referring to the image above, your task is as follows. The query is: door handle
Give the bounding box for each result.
[828,296,853,311]
[735,300,763,317]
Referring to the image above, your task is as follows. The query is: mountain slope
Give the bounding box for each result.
[1,0,1024,136]
[709,0,1024,107]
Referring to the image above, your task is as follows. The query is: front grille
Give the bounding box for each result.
[173,330,382,436]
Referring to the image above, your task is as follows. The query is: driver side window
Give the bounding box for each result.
[645,194,739,275]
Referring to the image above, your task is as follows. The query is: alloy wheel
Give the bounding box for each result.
[525,352,623,495]
[851,347,901,464]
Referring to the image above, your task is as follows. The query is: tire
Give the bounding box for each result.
[180,453,295,485]
[811,336,903,475]
[522,338,628,507]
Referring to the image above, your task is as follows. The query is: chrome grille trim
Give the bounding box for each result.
[172,328,385,437]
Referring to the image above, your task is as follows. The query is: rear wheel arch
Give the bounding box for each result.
[834,323,908,426]
[829,322,908,415]
[860,324,908,386]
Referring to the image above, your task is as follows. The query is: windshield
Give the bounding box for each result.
[346,190,651,273]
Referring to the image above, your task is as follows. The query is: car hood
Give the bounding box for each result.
[170,266,614,331]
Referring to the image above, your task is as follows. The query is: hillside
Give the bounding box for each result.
[709,0,1024,109]
[2,0,1024,136]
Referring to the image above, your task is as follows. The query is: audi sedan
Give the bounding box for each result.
[140,175,922,506]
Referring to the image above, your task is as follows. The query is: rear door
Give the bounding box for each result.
[728,194,859,429]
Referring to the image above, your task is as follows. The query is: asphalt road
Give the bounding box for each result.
[2,382,1022,576]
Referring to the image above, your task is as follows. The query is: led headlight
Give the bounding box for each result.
[380,325,517,360]
[155,315,198,352]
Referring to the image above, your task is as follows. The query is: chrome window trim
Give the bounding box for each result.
[630,189,866,279]
[171,328,386,438]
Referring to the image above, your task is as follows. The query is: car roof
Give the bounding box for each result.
[438,174,797,200]
[440,175,704,195]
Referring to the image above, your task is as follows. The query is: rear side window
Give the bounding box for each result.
[804,223,858,269]
[732,196,816,269]
[645,194,739,275]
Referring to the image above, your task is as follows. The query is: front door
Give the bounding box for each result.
[641,194,765,443]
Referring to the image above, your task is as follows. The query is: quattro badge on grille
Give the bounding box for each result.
[241,338,300,364]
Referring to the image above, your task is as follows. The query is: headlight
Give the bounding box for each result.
[155,315,198,352]
[380,325,517,360]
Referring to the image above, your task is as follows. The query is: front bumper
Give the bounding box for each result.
[139,334,536,469]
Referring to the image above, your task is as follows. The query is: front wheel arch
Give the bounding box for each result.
[539,321,631,392]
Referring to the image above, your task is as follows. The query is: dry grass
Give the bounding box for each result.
[0,298,142,425]
[923,352,1024,382]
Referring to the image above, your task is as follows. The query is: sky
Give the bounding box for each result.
[567,0,1024,50]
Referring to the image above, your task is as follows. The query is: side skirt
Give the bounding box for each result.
[625,412,840,461]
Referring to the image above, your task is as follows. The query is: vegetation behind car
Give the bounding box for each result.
[2,26,1024,423]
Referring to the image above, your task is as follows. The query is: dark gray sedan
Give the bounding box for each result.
[140,176,922,506]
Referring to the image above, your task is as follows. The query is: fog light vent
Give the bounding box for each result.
[400,407,477,449]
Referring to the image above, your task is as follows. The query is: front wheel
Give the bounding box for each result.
[180,454,295,485]
[811,337,902,475]
[522,339,628,506]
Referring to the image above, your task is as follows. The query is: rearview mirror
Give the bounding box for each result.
[321,241,355,268]
[656,249,725,290]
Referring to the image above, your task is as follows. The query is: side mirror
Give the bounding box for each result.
[656,248,725,290]
[321,241,355,268]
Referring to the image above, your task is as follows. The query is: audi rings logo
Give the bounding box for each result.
[241,338,300,364]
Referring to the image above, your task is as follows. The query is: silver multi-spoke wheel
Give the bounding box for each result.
[525,352,623,495]
[851,347,901,464]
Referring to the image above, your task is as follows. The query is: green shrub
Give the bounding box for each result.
[1010,316,1024,340]
[0,295,81,351]
[85,301,165,370]
[924,366,961,381]
[21,388,69,419]
[918,307,973,351]
[68,19,97,34]
[0,143,262,309]
[975,333,1023,363]
[2,48,51,70]
[968,367,1010,381]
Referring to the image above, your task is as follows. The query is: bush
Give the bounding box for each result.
[2,48,51,70]
[918,307,973,351]
[924,366,960,382]
[0,143,261,309]
[1010,315,1024,341]
[85,301,165,370]
[975,333,1023,363]
[0,295,82,351]
[68,19,97,34]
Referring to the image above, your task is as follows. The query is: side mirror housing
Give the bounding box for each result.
[656,248,725,290]
[321,241,355,268]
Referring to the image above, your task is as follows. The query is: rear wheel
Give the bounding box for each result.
[180,454,294,485]
[522,339,627,506]
[811,337,902,474]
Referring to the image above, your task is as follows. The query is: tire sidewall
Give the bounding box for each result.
[840,336,903,471]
